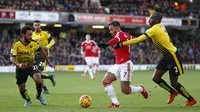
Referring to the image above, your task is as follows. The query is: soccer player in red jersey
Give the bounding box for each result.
[81,34,97,80]
[92,46,100,74]
[98,21,148,108]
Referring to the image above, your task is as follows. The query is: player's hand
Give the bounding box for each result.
[114,42,123,49]
[48,62,55,69]
[97,43,109,49]
[18,63,28,69]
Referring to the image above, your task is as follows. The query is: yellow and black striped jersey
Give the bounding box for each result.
[10,39,40,63]
[145,24,177,56]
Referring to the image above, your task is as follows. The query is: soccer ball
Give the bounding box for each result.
[79,95,92,108]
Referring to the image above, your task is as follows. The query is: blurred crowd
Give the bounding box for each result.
[0,0,197,18]
[1,28,200,66]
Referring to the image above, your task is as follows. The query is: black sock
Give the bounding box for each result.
[43,86,48,91]
[154,79,175,94]
[36,83,42,98]
[175,83,194,101]
[42,82,48,91]
[20,89,31,101]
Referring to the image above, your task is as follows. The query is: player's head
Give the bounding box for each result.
[33,20,41,32]
[108,21,120,37]
[149,12,162,27]
[21,25,33,43]
[85,34,91,41]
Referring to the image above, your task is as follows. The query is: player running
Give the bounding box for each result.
[32,20,56,94]
[113,12,197,106]
[10,25,55,106]
[81,34,97,80]
[98,21,148,108]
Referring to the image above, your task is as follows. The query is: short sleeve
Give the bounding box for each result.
[44,31,50,39]
[10,43,17,56]
[145,26,156,38]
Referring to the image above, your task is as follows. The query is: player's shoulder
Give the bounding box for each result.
[30,39,39,45]
[12,39,21,46]
[90,40,96,44]
[40,30,48,34]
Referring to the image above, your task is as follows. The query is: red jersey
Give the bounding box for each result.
[108,31,133,64]
[93,47,100,57]
[81,40,97,57]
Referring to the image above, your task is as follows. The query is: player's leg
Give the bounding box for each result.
[169,53,196,106]
[85,57,95,79]
[31,66,47,105]
[41,61,56,86]
[120,61,148,99]
[102,65,120,108]
[16,69,31,106]
[94,57,100,74]
[83,66,88,78]
[152,58,176,97]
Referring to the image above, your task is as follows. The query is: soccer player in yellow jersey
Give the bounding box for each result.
[10,25,55,106]
[32,20,56,94]
[114,12,197,106]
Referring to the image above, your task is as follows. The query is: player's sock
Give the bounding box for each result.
[96,64,99,73]
[155,79,175,94]
[93,64,97,74]
[41,73,50,79]
[84,66,88,74]
[129,85,143,93]
[174,83,194,101]
[88,67,94,79]
[20,89,31,101]
[36,83,42,98]
[104,84,120,105]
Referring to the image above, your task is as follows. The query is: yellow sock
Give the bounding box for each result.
[41,73,50,79]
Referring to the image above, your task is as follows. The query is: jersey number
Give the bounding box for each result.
[174,67,178,73]
[32,65,38,70]
[123,72,127,77]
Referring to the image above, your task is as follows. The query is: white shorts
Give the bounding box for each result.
[107,60,134,82]
[85,57,94,65]
[93,57,99,64]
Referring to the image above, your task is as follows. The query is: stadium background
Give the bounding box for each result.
[0,0,200,112]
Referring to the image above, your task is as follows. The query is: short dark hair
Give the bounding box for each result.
[33,20,40,23]
[21,25,33,34]
[109,21,120,27]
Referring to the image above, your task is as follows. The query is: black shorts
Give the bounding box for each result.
[16,65,40,85]
[35,55,45,71]
[156,51,184,76]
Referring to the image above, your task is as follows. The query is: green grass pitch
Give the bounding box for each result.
[0,70,199,112]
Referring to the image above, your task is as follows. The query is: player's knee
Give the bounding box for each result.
[121,88,130,95]
[18,83,25,90]
[102,79,110,86]
[152,77,159,83]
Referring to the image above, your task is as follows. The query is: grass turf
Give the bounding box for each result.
[0,70,199,112]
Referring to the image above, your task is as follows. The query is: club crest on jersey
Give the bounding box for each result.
[86,45,92,49]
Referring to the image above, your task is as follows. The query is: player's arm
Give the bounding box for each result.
[10,43,26,68]
[46,33,55,49]
[98,37,119,49]
[117,27,155,47]
[80,46,84,57]
[37,45,55,68]
[122,34,147,45]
